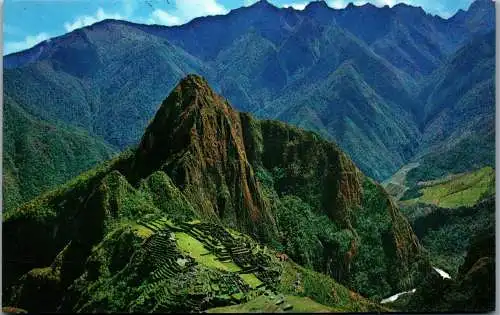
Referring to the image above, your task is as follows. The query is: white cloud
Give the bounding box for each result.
[329,0,348,9]
[64,8,124,32]
[3,0,225,54]
[148,9,182,26]
[375,0,396,6]
[4,32,50,55]
[282,2,308,10]
[122,0,136,17]
[146,0,228,26]
[176,0,227,17]
[436,9,453,18]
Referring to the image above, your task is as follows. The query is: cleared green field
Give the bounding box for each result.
[174,231,262,288]
[174,232,241,272]
[240,274,263,288]
[207,295,335,313]
[132,224,154,238]
[401,167,495,208]
[382,162,420,199]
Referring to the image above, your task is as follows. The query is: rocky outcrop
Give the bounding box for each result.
[133,75,275,235]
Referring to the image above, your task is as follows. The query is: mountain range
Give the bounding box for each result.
[1,0,496,312]
[3,0,495,207]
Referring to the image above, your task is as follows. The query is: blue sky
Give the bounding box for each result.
[3,0,478,55]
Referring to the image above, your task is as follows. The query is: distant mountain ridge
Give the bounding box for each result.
[3,0,495,185]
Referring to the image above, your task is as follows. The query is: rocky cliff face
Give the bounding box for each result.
[133,75,275,236]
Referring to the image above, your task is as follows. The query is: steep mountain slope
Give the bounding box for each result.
[401,196,495,277]
[4,0,494,181]
[394,31,495,185]
[403,223,495,312]
[2,95,116,213]
[448,0,496,39]
[3,22,210,149]
[3,76,429,313]
[276,59,420,179]
[332,3,448,77]
[338,0,494,77]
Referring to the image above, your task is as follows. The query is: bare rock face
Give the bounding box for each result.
[134,75,275,235]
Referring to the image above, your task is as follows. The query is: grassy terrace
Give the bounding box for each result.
[175,232,240,272]
[138,218,264,289]
[401,166,495,208]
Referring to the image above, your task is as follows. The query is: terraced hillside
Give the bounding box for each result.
[3,75,429,312]
[5,212,386,313]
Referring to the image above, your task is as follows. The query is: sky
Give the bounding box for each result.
[3,0,479,55]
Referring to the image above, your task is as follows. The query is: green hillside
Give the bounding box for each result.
[207,295,335,313]
[2,96,116,213]
[385,166,495,277]
[400,167,495,209]
[402,224,495,313]
[403,197,494,277]
[1,2,495,313]
[412,31,495,183]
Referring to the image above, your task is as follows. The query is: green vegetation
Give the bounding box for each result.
[402,197,494,277]
[277,261,389,313]
[2,3,495,313]
[401,167,495,209]
[405,133,495,185]
[2,96,116,213]
[174,232,241,273]
[240,274,263,289]
[6,8,493,184]
[401,225,495,313]
[388,164,495,280]
[139,171,196,222]
[207,294,335,313]
[382,162,420,199]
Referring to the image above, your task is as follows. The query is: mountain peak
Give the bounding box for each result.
[305,0,329,10]
[134,75,275,233]
[164,74,223,112]
[249,0,275,9]
[393,2,426,16]
[138,74,226,147]
[345,2,377,10]
[177,74,211,93]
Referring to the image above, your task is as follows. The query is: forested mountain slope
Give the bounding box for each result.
[3,75,430,312]
[2,96,115,212]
